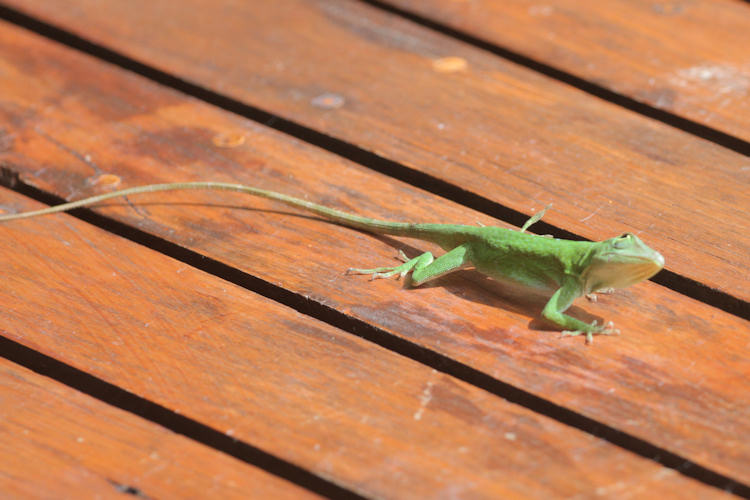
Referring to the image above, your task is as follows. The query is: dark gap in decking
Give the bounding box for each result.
[360,0,750,157]
[1,174,747,497]
[0,0,750,319]
[1,2,747,497]
[0,4,746,321]
[0,336,365,500]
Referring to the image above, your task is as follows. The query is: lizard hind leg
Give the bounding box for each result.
[346,251,435,281]
[346,243,473,285]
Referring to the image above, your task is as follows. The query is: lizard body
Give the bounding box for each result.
[0,182,664,343]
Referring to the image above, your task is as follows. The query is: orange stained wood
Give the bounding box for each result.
[384,0,750,141]
[0,20,749,490]
[4,0,749,303]
[0,357,321,499]
[1,187,726,499]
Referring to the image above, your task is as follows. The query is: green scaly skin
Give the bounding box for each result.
[0,182,664,343]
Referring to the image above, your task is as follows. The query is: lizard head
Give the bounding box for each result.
[583,233,664,292]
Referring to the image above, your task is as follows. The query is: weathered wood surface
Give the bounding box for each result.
[0,19,748,492]
[3,186,727,499]
[383,0,750,142]
[4,0,748,303]
[0,357,320,499]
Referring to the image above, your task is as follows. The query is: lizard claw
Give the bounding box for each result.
[561,321,620,345]
[348,264,408,280]
[371,271,404,280]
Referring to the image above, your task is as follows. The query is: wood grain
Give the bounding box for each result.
[3,0,749,302]
[382,0,750,141]
[0,21,748,486]
[0,357,320,499]
[1,187,727,499]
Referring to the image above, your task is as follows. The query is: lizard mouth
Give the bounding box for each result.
[631,250,664,278]
[630,257,664,282]
[587,251,665,291]
[625,251,665,281]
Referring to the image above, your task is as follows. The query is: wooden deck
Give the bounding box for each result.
[0,1,748,498]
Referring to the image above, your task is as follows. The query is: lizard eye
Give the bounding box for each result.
[613,233,631,248]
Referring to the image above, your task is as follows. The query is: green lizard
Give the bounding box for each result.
[0,182,664,343]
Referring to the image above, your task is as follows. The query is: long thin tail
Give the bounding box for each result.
[0,181,417,236]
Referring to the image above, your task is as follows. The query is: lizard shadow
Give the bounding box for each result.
[85,201,602,331]
[430,270,603,332]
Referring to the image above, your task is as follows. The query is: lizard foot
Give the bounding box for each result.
[561,321,620,345]
[586,288,616,302]
[346,261,412,280]
[345,251,433,282]
[345,250,410,278]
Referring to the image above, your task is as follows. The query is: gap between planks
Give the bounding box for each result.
[0,5,746,321]
[360,0,750,156]
[0,4,747,494]
[0,336,364,500]
[2,174,747,497]
[3,1,748,158]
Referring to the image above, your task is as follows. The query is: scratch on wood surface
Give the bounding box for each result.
[413,371,437,421]
[88,173,122,188]
[311,93,346,110]
[212,132,246,147]
[432,56,468,73]
[670,63,750,108]
[579,204,603,223]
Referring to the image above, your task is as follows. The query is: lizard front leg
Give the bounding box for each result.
[542,281,619,344]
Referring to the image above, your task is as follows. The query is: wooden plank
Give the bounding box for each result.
[1,188,727,499]
[0,357,321,499]
[380,0,750,142]
[0,21,749,486]
[3,0,748,303]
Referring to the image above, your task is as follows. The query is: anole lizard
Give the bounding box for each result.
[0,182,664,343]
